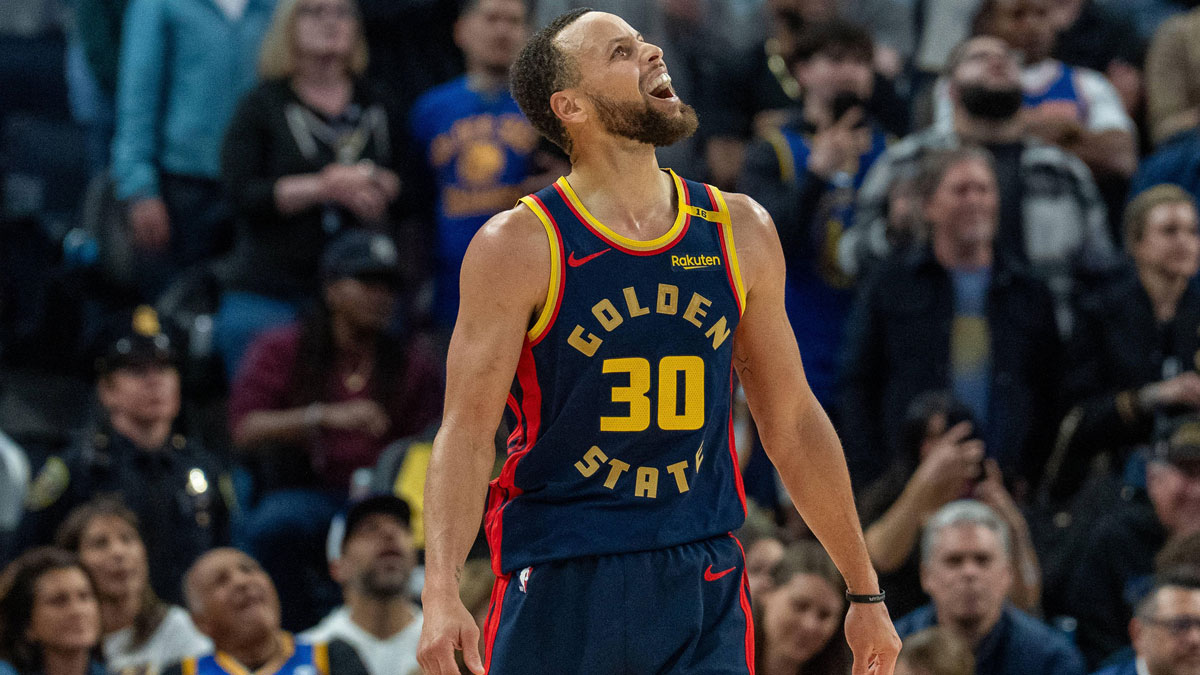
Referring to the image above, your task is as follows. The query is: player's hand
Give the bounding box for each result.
[129,197,170,251]
[417,593,484,675]
[318,399,390,437]
[845,601,901,675]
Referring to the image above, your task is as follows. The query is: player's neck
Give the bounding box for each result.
[346,592,416,640]
[564,143,677,238]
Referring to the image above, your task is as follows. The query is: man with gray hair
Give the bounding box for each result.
[894,500,1086,675]
[163,548,370,675]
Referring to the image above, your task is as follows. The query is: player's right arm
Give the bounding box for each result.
[417,205,550,675]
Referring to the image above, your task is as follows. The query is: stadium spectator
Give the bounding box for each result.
[1048,0,1143,125]
[54,498,211,673]
[1145,6,1200,148]
[737,514,787,601]
[1052,185,1200,498]
[972,0,1138,187]
[302,495,421,675]
[838,148,1061,488]
[895,626,975,675]
[0,548,103,675]
[110,0,276,300]
[754,540,851,675]
[15,307,232,605]
[739,18,888,412]
[229,231,442,630]
[166,549,369,675]
[859,391,1041,619]
[215,0,418,379]
[1068,420,1200,667]
[896,500,1086,675]
[409,0,549,334]
[843,35,1115,334]
[1089,569,1200,675]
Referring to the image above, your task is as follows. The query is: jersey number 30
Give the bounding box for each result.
[601,356,705,432]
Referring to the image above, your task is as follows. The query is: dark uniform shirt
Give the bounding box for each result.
[18,425,232,604]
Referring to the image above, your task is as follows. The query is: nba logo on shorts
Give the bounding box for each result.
[295,667,316,675]
[518,566,532,593]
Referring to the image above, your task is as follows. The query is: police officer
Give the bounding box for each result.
[17,306,232,604]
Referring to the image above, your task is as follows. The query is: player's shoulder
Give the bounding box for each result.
[461,202,551,284]
[718,190,778,248]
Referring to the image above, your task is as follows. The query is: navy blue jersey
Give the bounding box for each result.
[485,169,749,574]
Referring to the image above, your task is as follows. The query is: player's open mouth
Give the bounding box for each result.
[648,72,676,100]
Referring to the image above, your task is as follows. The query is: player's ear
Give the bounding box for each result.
[550,90,587,126]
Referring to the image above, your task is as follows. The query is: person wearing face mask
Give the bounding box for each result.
[0,548,104,675]
[753,541,852,675]
[841,36,1116,338]
[54,498,211,674]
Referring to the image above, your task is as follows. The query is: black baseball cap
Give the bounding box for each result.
[94,305,176,375]
[341,494,412,550]
[321,230,403,285]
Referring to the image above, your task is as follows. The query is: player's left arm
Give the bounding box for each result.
[724,192,901,673]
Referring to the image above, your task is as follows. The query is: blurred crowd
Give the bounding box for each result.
[3,0,1200,673]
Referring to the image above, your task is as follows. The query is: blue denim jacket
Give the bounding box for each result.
[111,0,275,200]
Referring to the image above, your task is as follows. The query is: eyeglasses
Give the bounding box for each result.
[296,3,354,20]
[1140,615,1200,637]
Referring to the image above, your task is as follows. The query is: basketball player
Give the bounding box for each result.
[418,9,901,674]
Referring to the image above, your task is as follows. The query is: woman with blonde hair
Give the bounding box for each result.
[215,0,421,382]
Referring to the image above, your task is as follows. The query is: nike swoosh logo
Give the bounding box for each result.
[704,565,736,582]
[567,248,612,267]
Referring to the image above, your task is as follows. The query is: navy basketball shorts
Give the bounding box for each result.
[482,534,756,674]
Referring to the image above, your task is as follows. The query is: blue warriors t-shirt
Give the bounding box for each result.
[486,170,748,574]
[409,76,538,328]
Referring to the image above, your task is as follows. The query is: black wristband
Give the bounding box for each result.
[845,590,886,604]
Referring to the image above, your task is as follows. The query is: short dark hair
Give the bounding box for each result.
[788,19,875,69]
[510,8,592,152]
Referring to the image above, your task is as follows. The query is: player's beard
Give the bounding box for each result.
[587,90,699,147]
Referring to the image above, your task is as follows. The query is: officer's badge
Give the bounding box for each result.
[132,305,161,337]
[25,457,69,511]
